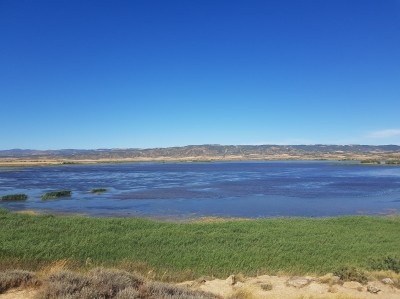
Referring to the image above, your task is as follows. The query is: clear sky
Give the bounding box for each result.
[1,0,399,149]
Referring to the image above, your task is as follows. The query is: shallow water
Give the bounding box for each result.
[0,161,399,218]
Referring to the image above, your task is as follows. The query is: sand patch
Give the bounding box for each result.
[180,274,400,299]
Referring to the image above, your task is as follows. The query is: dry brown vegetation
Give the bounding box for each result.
[0,268,219,299]
[0,270,38,294]
[1,147,400,168]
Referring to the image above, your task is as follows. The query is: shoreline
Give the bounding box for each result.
[7,208,400,222]
[1,154,400,167]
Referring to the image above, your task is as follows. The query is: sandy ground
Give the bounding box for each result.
[0,288,37,299]
[179,274,400,299]
[1,274,399,299]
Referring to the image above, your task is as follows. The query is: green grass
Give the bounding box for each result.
[0,194,28,201]
[41,190,72,200]
[0,209,399,281]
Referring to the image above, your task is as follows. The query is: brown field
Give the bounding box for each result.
[1,152,400,167]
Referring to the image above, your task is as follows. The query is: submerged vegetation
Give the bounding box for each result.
[41,190,72,200]
[0,194,28,201]
[0,209,399,281]
[91,188,108,194]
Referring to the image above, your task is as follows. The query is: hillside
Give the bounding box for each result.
[0,144,400,165]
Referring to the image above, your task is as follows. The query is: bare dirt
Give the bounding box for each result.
[179,274,400,299]
[0,288,37,299]
[3,273,398,299]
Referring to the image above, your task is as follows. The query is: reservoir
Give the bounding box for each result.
[1,161,399,219]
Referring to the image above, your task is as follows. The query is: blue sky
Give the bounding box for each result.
[1,0,399,149]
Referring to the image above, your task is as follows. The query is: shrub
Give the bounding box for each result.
[115,287,140,299]
[1,194,28,201]
[39,268,144,299]
[87,268,144,297]
[370,256,400,273]
[0,270,36,293]
[334,266,368,284]
[142,281,218,299]
[260,283,273,291]
[227,288,257,299]
[41,190,71,200]
[235,273,245,283]
[40,271,89,298]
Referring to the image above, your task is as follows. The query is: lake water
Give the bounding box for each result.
[1,161,400,219]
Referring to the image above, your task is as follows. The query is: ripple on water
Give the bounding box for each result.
[1,161,400,218]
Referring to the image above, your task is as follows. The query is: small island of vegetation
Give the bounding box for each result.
[0,194,28,201]
[41,190,72,200]
[360,160,381,165]
[91,188,108,194]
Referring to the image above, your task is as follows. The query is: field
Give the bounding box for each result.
[0,209,399,282]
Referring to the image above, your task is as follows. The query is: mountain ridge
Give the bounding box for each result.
[1,144,400,160]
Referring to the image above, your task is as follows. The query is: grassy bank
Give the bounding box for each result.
[0,209,399,281]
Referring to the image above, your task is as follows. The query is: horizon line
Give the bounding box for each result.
[1,143,400,151]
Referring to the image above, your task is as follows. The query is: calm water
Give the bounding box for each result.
[1,161,400,219]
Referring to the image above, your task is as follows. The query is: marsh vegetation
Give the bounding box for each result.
[90,188,108,194]
[0,209,399,281]
[41,190,72,200]
[0,194,28,201]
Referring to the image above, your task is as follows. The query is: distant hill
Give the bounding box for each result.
[1,144,400,161]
